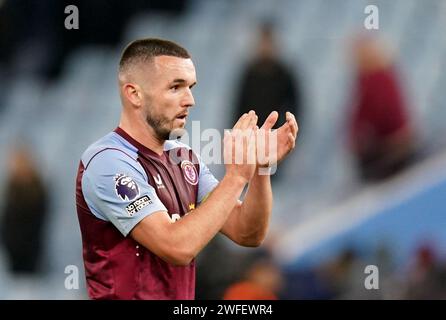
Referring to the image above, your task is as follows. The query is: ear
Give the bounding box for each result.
[123,83,143,107]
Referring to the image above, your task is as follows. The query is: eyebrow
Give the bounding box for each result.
[171,79,197,88]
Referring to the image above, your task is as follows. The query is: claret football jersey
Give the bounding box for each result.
[75,127,218,299]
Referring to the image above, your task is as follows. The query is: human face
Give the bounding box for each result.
[141,56,196,140]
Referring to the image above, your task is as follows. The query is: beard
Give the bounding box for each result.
[144,104,186,141]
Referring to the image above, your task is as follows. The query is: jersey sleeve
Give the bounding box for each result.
[82,149,167,236]
[197,155,219,204]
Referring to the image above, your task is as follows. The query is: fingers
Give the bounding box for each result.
[233,113,248,130]
[256,126,269,167]
[242,110,257,131]
[248,111,258,130]
[260,111,279,130]
[233,110,257,130]
[286,112,299,138]
[247,126,257,165]
[242,112,257,164]
[273,112,297,137]
[227,123,258,165]
[288,132,296,150]
[284,112,297,152]
[223,130,233,165]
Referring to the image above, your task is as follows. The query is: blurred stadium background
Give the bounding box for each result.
[0,0,445,299]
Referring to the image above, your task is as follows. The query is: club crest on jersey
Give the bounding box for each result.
[114,174,140,201]
[181,160,198,185]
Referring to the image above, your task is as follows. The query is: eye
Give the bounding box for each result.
[170,85,179,91]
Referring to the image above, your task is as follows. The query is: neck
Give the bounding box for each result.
[119,111,165,155]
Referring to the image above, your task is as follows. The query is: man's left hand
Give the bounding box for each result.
[256,111,298,168]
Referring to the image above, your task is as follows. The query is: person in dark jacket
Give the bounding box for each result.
[1,146,49,274]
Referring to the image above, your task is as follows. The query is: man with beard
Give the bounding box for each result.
[75,38,298,299]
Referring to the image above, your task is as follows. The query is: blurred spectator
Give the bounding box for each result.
[196,235,255,299]
[223,256,283,300]
[347,36,417,182]
[234,21,301,126]
[283,241,446,300]
[281,267,335,300]
[403,244,446,299]
[197,225,283,300]
[322,248,369,299]
[233,22,301,180]
[373,242,402,299]
[0,146,49,275]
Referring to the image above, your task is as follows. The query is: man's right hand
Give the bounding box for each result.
[224,110,258,183]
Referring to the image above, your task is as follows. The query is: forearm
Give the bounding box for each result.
[171,173,247,258]
[237,171,273,244]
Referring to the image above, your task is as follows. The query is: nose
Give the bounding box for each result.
[182,88,195,108]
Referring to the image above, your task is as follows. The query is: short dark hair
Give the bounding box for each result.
[119,38,191,73]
